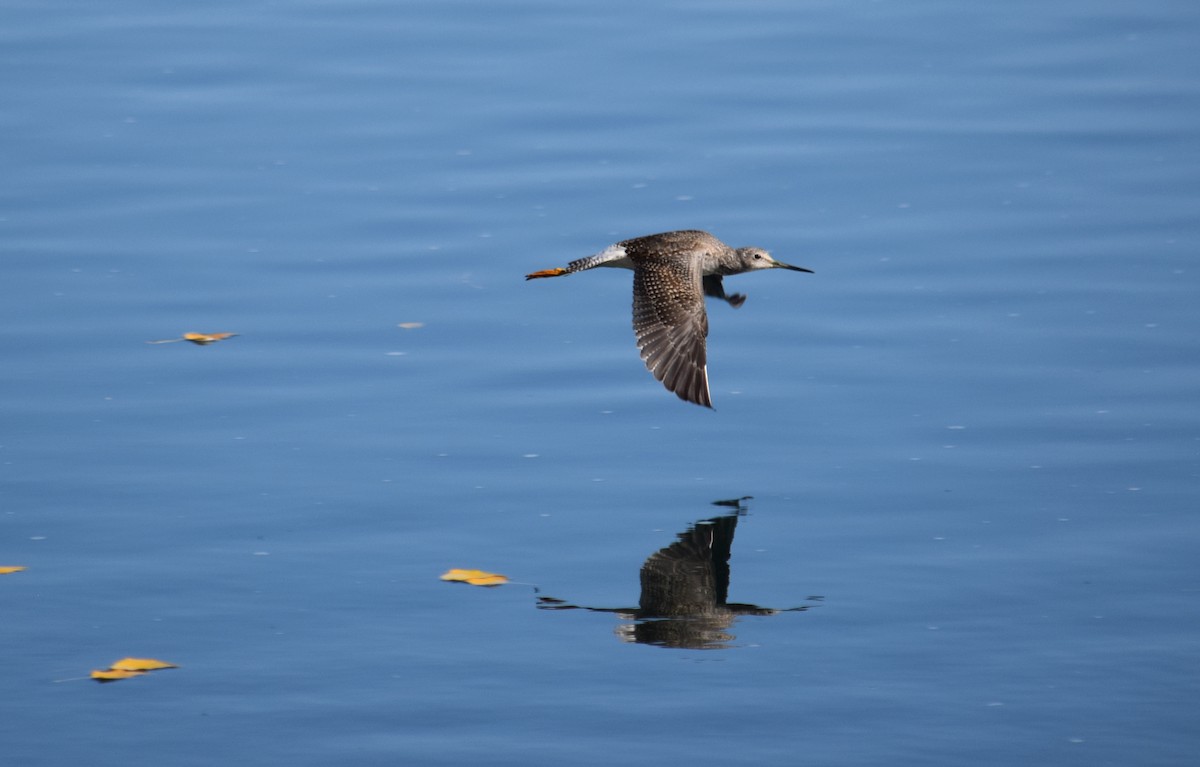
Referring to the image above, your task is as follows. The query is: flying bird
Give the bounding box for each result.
[526,230,812,408]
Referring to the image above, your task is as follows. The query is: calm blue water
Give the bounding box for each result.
[3,1,1199,765]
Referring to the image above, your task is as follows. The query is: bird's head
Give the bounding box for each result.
[734,247,814,274]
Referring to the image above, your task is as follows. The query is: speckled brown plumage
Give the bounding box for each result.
[626,234,713,407]
[526,230,812,408]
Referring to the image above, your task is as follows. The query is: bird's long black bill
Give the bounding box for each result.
[778,262,814,273]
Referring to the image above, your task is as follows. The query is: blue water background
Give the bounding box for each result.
[3,1,1199,765]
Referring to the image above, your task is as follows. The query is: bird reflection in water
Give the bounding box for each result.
[537,497,818,649]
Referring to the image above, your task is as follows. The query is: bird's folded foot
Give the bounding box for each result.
[726,293,747,309]
[525,268,567,280]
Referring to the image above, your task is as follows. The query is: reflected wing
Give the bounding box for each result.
[639,516,738,615]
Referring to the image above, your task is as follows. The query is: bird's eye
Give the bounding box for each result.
[753,253,762,260]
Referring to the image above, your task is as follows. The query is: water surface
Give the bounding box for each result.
[3,1,1199,765]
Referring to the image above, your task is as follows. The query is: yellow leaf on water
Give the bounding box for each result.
[440,568,509,587]
[89,657,179,682]
[147,332,238,345]
[464,574,508,586]
[182,332,238,345]
[91,669,147,682]
[0,566,26,574]
[110,657,179,671]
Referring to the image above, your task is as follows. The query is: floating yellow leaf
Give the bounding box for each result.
[91,669,147,682]
[110,657,179,671]
[90,657,179,683]
[182,332,238,345]
[440,568,509,587]
[0,566,26,574]
[147,332,239,345]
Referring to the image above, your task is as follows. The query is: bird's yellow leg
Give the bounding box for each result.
[525,267,567,280]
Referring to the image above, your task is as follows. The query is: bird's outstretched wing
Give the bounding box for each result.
[632,259,712,408]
